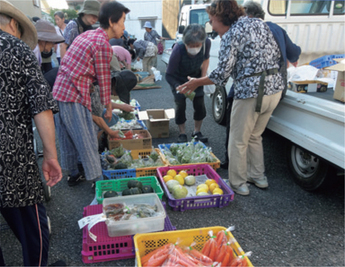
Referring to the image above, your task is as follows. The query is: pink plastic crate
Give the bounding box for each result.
[81,203,175,264]
[157,164,234,212]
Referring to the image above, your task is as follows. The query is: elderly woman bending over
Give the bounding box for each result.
[179,0,284,195]
[166,24,211,143]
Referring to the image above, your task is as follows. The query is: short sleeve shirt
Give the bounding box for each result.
[53,28,113,111]
[208,17,284,99]
[63,20,79,46]
[0,30,59,208]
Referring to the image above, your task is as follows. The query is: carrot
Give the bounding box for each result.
[172,246,199,267]
[230,257,247,267]
[221,244,235,267]
[215,243,227,263]
[165,254,190,267]
[208,238,217,261]
[141,243,172,265]
[216,230,227,247]
[201,239,211,256]
[227,244,235,264]
[143,253,169,267]
[187,247,213,265]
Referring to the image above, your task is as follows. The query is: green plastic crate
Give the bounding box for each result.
[95,176,164,204]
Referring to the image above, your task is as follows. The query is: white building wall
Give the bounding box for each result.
[120,0,163,40]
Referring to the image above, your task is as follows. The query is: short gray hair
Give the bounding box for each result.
[0,13,11,27]
[243,1,265,20]
[182,24,206,45]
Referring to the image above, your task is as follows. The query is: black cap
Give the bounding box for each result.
[111,70,137,104]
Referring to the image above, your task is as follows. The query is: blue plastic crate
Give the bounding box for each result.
[102,168,136,179]
[309,54,345,69]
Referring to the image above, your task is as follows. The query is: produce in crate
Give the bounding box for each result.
[183,242,213,266]
[171,184,188,199]
[104,202,161,220]
[160,141,217,165]
[201,231,217,261]
[103,190,118,198]
[166,180,180,193]
[101,148,164,171]
[184,175,196,185]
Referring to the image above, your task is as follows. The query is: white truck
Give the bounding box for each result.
[162,0,345,191]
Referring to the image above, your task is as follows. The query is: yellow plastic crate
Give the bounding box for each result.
[133,149,169,177]
[134,226,253,267]
[173,152,221,170]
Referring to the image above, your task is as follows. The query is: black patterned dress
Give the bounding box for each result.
[0,30,58,208]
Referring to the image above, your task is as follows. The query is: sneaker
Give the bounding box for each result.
[247,176,268,188]
[177,134,188,143]
[191,131,208,143]
[220,161,229,169]
[232,184,250,196]
[67,173,85,187]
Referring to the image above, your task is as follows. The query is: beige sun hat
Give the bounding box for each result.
[35,20,65,43]
[78,0,101,17]
[0,0,37,49]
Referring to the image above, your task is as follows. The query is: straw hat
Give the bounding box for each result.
[0,0,37,49]
[143,21,153,29]
[78,0,101,17]
[35,20,65,44]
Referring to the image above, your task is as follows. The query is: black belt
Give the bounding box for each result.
[245,68,278,112]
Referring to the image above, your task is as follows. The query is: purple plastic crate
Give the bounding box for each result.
[157,164,234,212]
[81,202,175,264]
[309,54,344,69]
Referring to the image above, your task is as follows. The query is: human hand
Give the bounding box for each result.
[108,130,121,139]
[42,158,62,187]
[177,76,197,94]
[121,103,135,113]
[291,61,298,67]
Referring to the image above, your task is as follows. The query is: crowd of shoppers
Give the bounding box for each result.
[0,0,303,265]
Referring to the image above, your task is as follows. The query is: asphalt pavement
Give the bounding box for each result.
[0,55,344,266]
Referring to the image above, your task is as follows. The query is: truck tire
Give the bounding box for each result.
[286,142,329,191]
[212,85,227,125]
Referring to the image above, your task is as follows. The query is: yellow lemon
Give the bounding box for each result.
[205,179,217,187]
[212,188,223,195]
[197,184,209,191]
[174,174,184,185]
[167,169,177,177]
[196,188,208,195]
[178,170,188,178]
[209,183,220,193]
[163,175,174,183]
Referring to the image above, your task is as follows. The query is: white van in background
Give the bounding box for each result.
[162,0,345,191]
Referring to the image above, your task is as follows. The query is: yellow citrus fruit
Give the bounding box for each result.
[212,188,223,195]
[174,174,184,185]
[196,188,208,195]
[197,184,209,191]
[178,170,188,178]
[167,169,177,177]
[205,179,217,187]
[209,183,220,193]
[163,175,174,183]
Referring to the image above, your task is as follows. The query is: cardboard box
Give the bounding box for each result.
[326,58,345,102]
[108,129,152,150]
[138,109,175,138]
[288,80,328,93]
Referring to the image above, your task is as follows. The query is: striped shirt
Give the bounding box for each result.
[53,27,112,111]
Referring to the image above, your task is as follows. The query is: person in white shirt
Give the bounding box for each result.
[54,11,66,65]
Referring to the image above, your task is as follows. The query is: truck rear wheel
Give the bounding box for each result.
[286,142,329,191]
[212,86,227,125]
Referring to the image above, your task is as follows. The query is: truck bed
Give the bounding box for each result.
[267,89,345,169]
